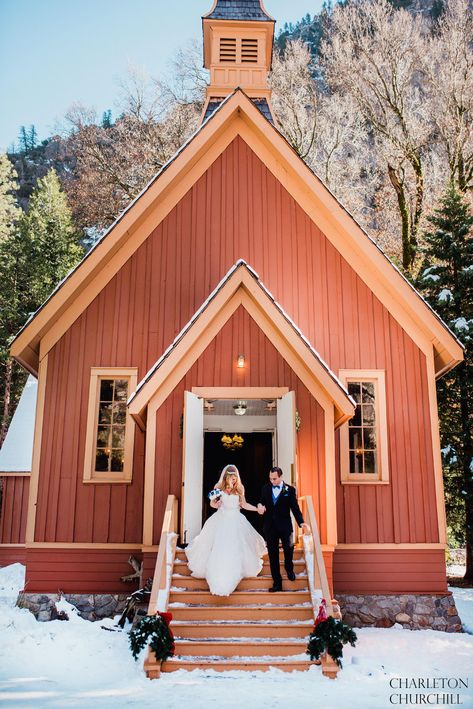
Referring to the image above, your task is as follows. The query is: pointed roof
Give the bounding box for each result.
[203,97,274,124]
[203,0,274,22]
[127,260,356,428]
[9,89,463,379]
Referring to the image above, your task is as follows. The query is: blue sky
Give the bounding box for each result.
[0,0,323,151]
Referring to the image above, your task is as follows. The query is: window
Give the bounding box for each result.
[83,368,138,483]
[339,370,389,484]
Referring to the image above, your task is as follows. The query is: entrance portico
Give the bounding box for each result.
[127,260,355,548]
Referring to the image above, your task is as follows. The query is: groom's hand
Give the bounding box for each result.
[257,503,266,515]
[301,523,311,535]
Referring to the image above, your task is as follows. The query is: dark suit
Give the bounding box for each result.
[260,481,304,586]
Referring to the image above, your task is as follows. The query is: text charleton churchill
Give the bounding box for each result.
[389,677,470,705]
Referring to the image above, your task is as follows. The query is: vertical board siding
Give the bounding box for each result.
[152,307,326,544]
[0,476,29,544]
[35,135,438,547]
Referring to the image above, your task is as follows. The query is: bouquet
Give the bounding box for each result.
[208,488,223,502]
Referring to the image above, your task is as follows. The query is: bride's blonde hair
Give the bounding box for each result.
[215,464,245,497]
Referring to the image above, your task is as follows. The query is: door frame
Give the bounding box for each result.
[181,387,290,540]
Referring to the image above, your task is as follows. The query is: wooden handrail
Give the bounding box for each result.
[148,494,179,614]
[298,495,333,618]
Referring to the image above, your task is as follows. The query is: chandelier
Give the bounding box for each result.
[221,433,244,450]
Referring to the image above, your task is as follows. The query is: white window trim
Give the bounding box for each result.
[339,369,390,485]
[83,367,138,484]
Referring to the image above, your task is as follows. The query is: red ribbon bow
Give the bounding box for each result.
[314,598,328,627]
[158,611,172,623]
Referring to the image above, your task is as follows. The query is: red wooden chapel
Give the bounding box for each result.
[0,0,464,670]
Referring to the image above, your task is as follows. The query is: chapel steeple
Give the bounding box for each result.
[201,0,275,122]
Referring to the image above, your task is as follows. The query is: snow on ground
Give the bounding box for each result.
[1,564,472,709]
[448,564,468,576]
[452,585,473,635]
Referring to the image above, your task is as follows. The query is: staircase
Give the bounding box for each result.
[161,546,315,672]
[143,494,339,678]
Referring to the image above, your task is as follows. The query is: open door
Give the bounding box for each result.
[277,391,297,485]
[181,391,204,544]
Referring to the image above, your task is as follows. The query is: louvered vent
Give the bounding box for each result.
[219,37,237,62]
[241,38,258,63]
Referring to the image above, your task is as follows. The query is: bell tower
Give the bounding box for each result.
[202,0,275,121]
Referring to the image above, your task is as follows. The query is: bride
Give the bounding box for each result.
[185,464,267,596]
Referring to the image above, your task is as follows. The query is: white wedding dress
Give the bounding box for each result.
[185,492,267,596]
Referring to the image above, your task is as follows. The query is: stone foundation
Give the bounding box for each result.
[17,592,129,622]
[338,593,463,632]
[16,590,464,631]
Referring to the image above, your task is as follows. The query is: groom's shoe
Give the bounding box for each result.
[287,571,296,581]
[269,583,282,592]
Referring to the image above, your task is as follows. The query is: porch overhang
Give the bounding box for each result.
[127,260,355,428]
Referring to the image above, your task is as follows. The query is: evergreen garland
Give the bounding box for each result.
[129,611,175,662]
[307,616,357,668]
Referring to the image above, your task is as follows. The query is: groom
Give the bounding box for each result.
[258,466,309,592]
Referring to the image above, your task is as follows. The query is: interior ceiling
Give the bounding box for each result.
[203,398,276,416]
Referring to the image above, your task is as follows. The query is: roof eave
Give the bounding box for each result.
[9,92,241,376]
[9,88,464,380]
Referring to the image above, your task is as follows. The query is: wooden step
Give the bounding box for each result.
[168,604,313,621]
[173,559,306,576]
[160,657,314,672]
[173,639,308,657]
[169,589,311,605]
[175,548,305,561]
[170,620,313,638]
[171,574,309,591]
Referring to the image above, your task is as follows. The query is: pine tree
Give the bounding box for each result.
[0,169,84,444]
[417,184,473,580]
[0,154,20,242]
[0,155,21,446]
[101,109,113,129]
[17,168,84,305]
[18,124,38,154]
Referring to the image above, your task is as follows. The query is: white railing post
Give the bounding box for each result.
[299,495,333,617]
[147,494,178,615]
